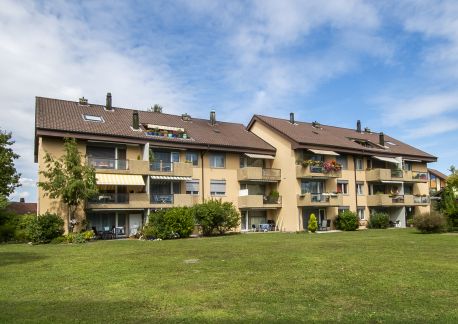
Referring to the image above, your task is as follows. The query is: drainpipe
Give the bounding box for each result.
[201,145,210,203]
[354,156,358,211]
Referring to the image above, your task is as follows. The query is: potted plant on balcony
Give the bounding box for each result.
[267,190,280,204]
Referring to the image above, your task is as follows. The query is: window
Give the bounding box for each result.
[404,184,413,195]
[210,153,225,168]
[83,114,104,122]
[303,153,324,162]
[357,208,365,220]
[337,181,348,194]
[301,180,324,194]
[403,161,412,171]
[210,180,226,196]
[338,207,349,215]
[240,156,264,168]
[356,182,364,195]
[171,152,180,163]
[356,158,364,170]
[336,155,348,170]
[185,180,199,195]
[367,159,373,169]
[186,151,199,166]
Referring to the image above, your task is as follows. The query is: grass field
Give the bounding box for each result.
[1,229,457,323]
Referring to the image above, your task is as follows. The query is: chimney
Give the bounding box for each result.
[181,113,191,121]
[106,92,112,110]
[132,110,139,130]
[79,97,88,105]
[210,110,216,126]
[20,198,25,203]
[356,120,361,132]
[379,132,385,146]
[289,112,295,124]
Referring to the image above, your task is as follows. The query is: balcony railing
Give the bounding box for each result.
[297,192,343,206]
[238,167,281,182]
[262,168,281,180]
[413,195,430,204]
[390,169,403,178]
[150,161,173,172]
[412,171,428,181]
[88,193,129,204]
[150,194,174,204]
[88,158,128,170]
[263,195,282,205]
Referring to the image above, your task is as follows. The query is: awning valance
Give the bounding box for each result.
[96,174,145,186]
[373,156,399,164]
[244,153,275,160]
[381,180,404,184]
[308,149,339,156]
[150,175,192,181]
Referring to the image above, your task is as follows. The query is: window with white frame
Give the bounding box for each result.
[337,181,348,194]
[356,158,364,170]
[338,207,349,215]
[336,155,348,170]
[185,180,199,195]
[209,153,225,168]
[210,180,226,196]
[356,182,364,195]
[357,208,365,220]
[186,151,199,166]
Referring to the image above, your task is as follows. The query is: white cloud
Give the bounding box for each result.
[19,177,36,188]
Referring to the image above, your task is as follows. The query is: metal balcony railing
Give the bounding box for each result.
[88,158,128,170]
[88,193,129,204]
[150,161,173,172]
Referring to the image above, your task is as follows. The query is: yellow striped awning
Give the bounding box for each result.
[96,173,145,186]
[150,175,192,181]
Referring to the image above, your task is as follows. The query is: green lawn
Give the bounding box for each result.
[1,230,457,323]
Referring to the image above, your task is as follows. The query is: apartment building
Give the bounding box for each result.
[35,95,279,235]
[428,168,447,194]
[35,95,437,234]
[247,114,436,230]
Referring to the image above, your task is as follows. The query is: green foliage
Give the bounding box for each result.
[438,171,458,230]
[0,209,17,242]
[192,199,240,236]
[368,212,390,229]
[146,207,194,240]
[413,212,446,234]
[0,129,21,198]
[38,138,98,229]
[18,213,64,243]
[335,210,359,231]
[308,213,318,233]
[63,232,87,244]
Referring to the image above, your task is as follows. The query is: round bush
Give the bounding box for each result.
[413,212,446,233]
[148,207,194,240]
[335,210,359,231]
[368,212,390,229]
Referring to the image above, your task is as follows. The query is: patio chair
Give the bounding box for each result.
[319,219,328,231]
[251,224,257,232]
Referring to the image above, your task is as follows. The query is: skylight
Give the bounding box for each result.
[83,114,104,123]
[386,141,397,146]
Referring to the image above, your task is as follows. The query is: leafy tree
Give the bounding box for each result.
[38,138,98,232]
[192,199,240,236]
[0,130,21,201]
[148,104,163,113]
[308,213,318,233]
[439,168,458,230]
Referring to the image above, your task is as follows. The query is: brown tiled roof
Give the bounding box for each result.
[428,168,448,180]
[35,97,275,154]
[7,202,37,215]
[248,115,437,161]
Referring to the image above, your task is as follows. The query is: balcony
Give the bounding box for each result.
[366,168,406,182]
[404,195,430,205]
[367,194,407,207]
[238,167,281,182]
[87,192,199,209]
[238,195,282,209]
[408,171,429,183]
[88,158,151,175]
[149,161,193,177]
[296,165,341,179]
[297,193,343,207]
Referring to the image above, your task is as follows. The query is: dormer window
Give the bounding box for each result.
[83,114,104,123]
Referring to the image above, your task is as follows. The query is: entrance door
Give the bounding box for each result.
[129,214,142,236]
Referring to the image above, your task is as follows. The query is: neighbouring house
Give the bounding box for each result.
[35,94,437,234]
[428,168,448,194]
[6,198,37,215]
[247,114,436,230]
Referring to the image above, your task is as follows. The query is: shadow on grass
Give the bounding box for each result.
[0,252,46,267]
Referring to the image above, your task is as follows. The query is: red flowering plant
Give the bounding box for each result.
[322,160,342,173]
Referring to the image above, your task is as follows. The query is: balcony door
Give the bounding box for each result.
[151,151,179,171]
[150,180,180,203]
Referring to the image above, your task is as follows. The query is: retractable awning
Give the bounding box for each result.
[403,159,422,162]
[308,149,339,156]
[244,153,275,160]
[96,174,145,186]
[373,156,399,164]
[150,175,193,181]
[381,180,404,184]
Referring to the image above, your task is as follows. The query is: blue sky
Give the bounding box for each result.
[1,0,457,202]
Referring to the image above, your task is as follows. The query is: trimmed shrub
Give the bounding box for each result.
[20,212,64,243]
[308,213,318,233]
[147,207,194,240]
[413,212,446,233]
[335,210,359,231]
[192,199,240,236]
[0,209,19,242]
[368,212,390,229]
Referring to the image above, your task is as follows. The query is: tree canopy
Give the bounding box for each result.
[38,138,98,228]
[0,130,21,201]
